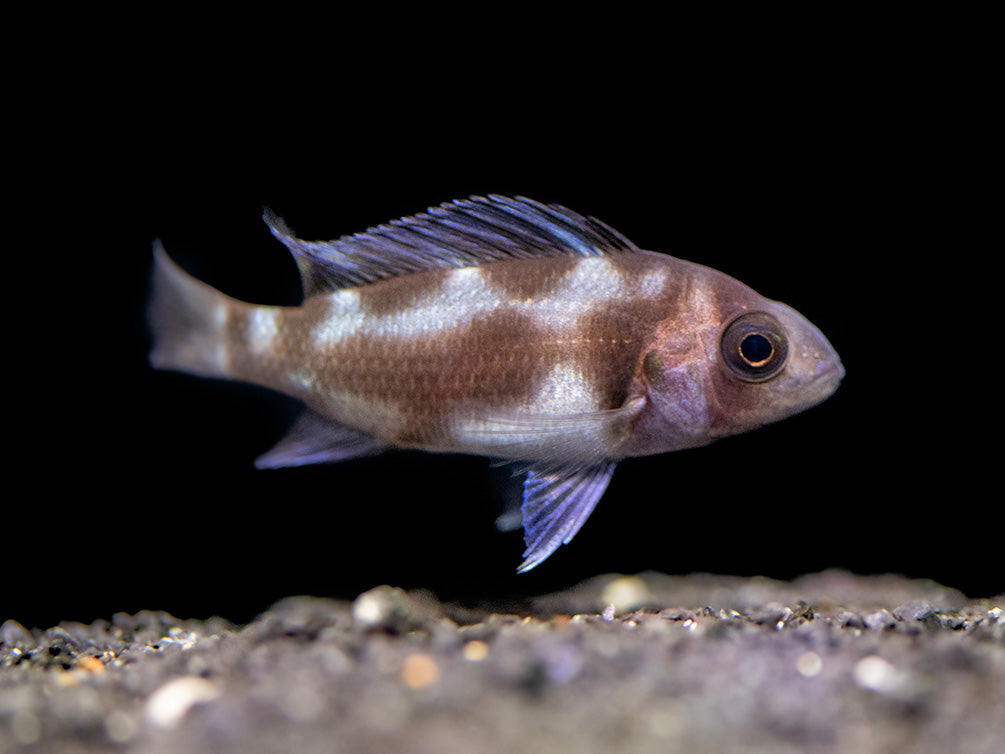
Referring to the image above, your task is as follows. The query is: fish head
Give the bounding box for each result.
[634,267,844,451]
[704,297,845,437]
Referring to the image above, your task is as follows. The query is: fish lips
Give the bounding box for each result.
[769,301,845,415]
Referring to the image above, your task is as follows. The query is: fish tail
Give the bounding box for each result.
[148,242,232,379]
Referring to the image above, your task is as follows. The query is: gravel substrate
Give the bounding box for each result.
[2,570,1002,753]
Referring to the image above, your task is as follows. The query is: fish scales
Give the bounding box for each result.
[207,254,696,456]
[149,195,843,571]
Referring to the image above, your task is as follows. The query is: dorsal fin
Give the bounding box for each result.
[264,195,640,298]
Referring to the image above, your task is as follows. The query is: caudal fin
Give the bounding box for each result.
[148,243,230,378]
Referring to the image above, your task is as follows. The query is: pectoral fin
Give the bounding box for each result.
[254,411,386,468]
[516,462,616,573]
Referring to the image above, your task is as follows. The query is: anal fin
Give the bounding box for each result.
[255,410,386,469]
[517,462,616,573]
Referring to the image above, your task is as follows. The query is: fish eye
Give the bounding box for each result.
[721,312,788,382]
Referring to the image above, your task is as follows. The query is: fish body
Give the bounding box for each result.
[149,196,843,571]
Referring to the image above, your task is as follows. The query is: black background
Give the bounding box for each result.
[7,29,996,628]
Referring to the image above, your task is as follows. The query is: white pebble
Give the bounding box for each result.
[796,651,822,677]
[853,655,903,695]
[146,676,220,728]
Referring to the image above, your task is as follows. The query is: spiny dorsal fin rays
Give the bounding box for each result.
[263,208,354,299]
[263,196,640,299]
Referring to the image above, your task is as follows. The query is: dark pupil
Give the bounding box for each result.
[739,333,773,365]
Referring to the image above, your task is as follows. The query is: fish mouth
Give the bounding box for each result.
[820,357,845,386]
[804,356,845,407]
[768,303,844,407]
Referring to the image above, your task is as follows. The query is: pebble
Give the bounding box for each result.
[893,600,935,622]
[1,620,33,649]
[352,586,414,631]
[600,575,653,612]
[400,653,439,689]
[146,676,221,728]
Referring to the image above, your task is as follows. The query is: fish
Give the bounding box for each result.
[148,195,844,572]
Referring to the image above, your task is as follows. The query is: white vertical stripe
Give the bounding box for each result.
[248,308,280,355]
